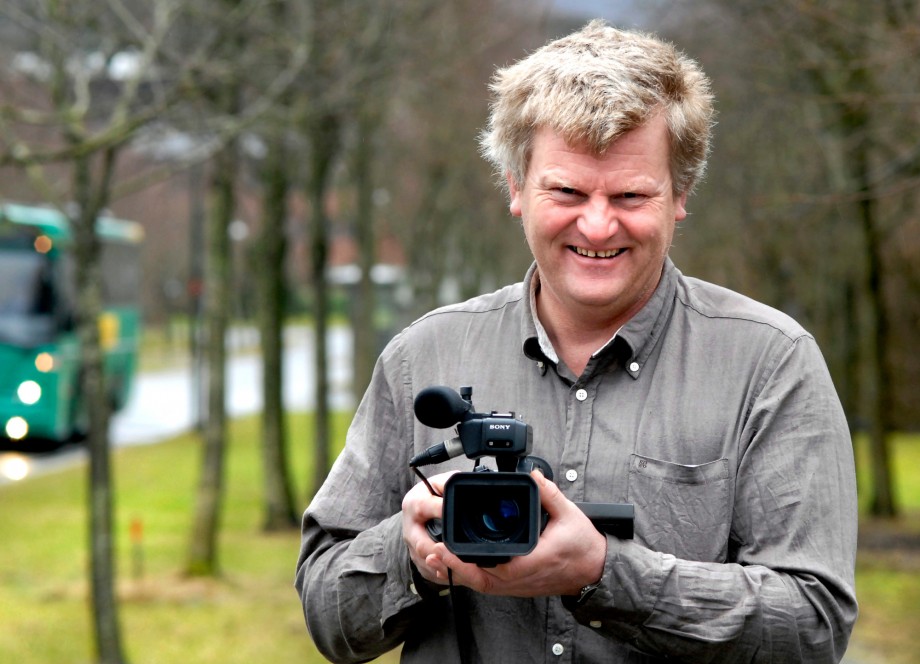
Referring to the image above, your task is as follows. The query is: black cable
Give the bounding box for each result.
[413,466,442,497]
[448,569,474,664]
[412,466,472,664]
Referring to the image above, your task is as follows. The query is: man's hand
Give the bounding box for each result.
[402,471,457,586]
[415,470,607,597]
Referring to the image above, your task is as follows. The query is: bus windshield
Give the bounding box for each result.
[0,248,56,345]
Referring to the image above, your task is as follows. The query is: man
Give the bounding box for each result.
[296,20,858,663]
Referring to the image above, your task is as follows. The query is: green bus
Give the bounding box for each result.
[0,202,143,446]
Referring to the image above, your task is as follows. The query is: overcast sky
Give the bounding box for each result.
[548,0,667,29]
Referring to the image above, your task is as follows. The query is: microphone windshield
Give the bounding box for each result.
[414,386,471,429]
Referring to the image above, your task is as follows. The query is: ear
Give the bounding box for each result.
[674,191,688,222]
[507,172,523,218]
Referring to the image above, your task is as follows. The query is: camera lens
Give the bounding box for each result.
[480,498,522,538]
[458,486,529,543]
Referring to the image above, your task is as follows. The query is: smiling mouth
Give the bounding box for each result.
[571,246,626,259]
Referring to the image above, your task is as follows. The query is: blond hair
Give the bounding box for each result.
[480,20,714,195]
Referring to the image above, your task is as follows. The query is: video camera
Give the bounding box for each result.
[410,385,634,567]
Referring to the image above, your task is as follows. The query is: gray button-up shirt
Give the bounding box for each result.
[295,258,858,663]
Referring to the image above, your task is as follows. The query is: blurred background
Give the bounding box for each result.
[0,0,917,662]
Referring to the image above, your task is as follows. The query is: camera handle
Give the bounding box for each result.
[424,507,634,544]
[575,502,634,539]
[514,454,554,480]
[514,456,634,540]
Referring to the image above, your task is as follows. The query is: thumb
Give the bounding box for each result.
[532,469,571,519]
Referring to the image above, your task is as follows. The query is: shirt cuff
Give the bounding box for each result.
[408,559,452,601]
[564,536,668,628]
[380,513,427,624]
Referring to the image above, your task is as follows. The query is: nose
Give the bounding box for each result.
[576,195,618,243]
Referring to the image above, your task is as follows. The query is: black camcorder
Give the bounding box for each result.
[410,385,634,567]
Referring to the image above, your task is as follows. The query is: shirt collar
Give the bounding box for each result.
[521,262,550,364]
[520,258,679,379]
[526,265,560,365]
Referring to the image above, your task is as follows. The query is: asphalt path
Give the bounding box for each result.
[0,326,353,485]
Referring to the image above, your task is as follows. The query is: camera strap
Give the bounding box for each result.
[447,570,476,664]
[413,466,476,664]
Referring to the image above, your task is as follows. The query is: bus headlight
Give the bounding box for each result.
[0,453,30,481]
[5,417,29,440]
[17,381,42,405]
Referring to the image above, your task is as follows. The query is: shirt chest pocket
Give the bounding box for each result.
[626,454,732,563]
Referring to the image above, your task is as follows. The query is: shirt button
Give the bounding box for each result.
[565,469,578,482]
[552,643,564,656]
[629,361,640,373]
[575,388,588,401]
[589,620,602,629]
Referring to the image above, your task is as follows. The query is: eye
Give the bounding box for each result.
[552,186,582,201]
[616,191,648,207]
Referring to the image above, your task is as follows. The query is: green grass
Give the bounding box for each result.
[1,424,918,663]
[855,432,920,512]
[851,433,920,664]
[852,562,920,664]
[0,411,400,664]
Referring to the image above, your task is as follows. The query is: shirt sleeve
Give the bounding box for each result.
[294,337,425,663]
[567,334,859,663]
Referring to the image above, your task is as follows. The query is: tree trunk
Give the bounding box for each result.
[307,112,339,498]
[259,130,298,530]
[304,0,344,498]
[351,107,378,399]
[73,150,127,664]
[188,163,207,432]
[840,68,897,517]
[186,137,237,575]
[858,159,897,517]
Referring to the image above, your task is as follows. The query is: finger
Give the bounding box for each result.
[425,552,450,580]
[430,545,497,594]
[426,469,460,495]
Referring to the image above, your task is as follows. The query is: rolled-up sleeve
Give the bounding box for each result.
[294,337,423,663]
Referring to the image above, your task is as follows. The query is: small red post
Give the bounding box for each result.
[130,516,144,580]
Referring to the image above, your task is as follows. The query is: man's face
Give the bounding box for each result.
[508,116,687,328]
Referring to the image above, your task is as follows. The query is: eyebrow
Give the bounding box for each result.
[536,173,576,190]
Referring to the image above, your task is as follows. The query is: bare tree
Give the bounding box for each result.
[0,0,196,659]
[305,107,339,496]
[257,124,299,529]
[185,0,244,575]
[254,0,300,532]
[74,147,127,664]
[344,0,428,397]
[381,1,543,319]
[299,0,352,497]
[181,0,309,566]
[668,0,920,516]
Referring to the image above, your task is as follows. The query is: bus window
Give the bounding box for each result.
[0,251,41,314]
[0,248,56,345]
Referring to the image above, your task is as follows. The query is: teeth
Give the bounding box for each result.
[573,247,623,258]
